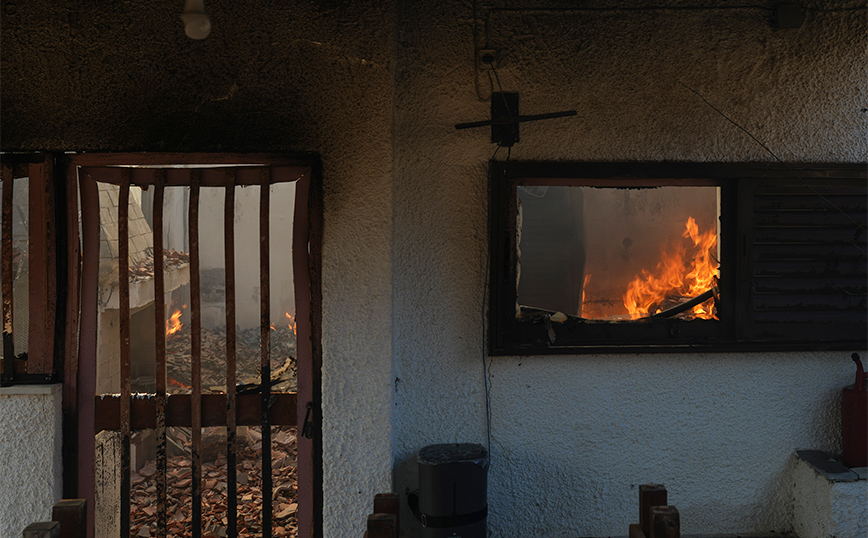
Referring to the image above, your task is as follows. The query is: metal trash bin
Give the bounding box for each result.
[409,443,489,538]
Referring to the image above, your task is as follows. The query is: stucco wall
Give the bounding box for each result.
[392,1,867,536]
[1,0,395,535]
[0,385,63,538]
[2,0,867,537]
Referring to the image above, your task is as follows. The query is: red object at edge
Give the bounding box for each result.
[842,353,867,468]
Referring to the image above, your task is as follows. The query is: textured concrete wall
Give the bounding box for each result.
[392,1,867,537]
[0,385,63,538]
[828,478,868,537]
[2,1,867,537]
[1,1,395,536]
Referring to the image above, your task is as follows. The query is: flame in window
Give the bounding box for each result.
[623,217,719,320]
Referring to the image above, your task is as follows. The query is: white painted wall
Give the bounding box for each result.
[0,385,63,538]
[389,1,867,537]
[1,2,866,537]
[792,454,868,538]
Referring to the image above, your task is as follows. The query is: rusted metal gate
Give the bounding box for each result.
[0,154,59,386]
[67,154,322,538]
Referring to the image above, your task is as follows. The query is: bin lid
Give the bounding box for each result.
[418,443,489,467]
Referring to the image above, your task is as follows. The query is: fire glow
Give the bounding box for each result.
[165,304,186,336]
[622,217,719,320]
[270,314,297,333]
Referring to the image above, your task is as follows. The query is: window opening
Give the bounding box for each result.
[1,155,59,384]
[1,172,30,372]
[490,161,866,354]
[517,185,720,322]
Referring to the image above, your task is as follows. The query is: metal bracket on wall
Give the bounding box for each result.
[454,92,577,147]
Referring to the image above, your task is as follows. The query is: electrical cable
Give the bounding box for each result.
[680,82,867,254]
[482,62,517,461]
[481,140,506,462]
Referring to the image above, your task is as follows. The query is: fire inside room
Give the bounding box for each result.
[516,185,720,322]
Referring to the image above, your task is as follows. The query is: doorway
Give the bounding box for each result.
[67,154,322,538]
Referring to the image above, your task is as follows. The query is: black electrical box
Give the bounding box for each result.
[491,92,519,147]
[411,443,489,538]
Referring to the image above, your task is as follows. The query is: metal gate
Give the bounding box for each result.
[67,154,322,538]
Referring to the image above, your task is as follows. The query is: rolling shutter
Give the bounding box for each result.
[740,168,867,346]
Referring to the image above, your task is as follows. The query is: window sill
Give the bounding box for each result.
[0,382,61,396]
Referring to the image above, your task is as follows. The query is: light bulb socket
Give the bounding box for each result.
[181,12,211,39]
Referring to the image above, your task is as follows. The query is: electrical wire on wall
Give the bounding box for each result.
[679,82,867,254]
[473,3,866,100]
[481,63,514,463]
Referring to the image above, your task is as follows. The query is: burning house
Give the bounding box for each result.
[1,1,866,537]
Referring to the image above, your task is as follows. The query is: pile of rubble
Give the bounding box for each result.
[166,324,297,393]
[130,426,298,537]
[129,249,191,284]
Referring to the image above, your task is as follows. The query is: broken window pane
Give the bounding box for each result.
[516,185,720,321]
[0,175,30,365]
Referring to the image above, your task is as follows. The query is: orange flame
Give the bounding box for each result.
[285,313,297,335]
[580,274,592,317]
[166,309,183,336]
[168,378,190,389]
[623,217,718,320]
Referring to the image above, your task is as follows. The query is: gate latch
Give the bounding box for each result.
[302,401,315,439]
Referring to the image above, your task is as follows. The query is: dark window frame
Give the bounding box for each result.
[0,153,63,385]
[488,161,867,355]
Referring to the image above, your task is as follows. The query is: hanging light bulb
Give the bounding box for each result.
[181,0,211,39]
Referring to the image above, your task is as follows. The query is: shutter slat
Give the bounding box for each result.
[752,259,866,277]
[753,244,863,261]
[754,211,868,226]
[753,227,865,244]
[752,294,866,311]
[744,173,867,344]
[753,276,866,294]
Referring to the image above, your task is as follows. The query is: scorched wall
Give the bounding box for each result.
[392,1,866,536]
[2,0,867,536]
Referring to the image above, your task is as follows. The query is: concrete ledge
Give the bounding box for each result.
[792,450,867,538]
[796,450,863,482]
[0,383,62,395]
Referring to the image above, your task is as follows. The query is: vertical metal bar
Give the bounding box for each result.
[189,170,203,538]
[77,174,100,538]
[1,163,14,382]
[293,170,315,538]
[259,167,273,537]
[62,159,82,499]
[224,172,238,538]
[28,157,55,376]
[311,165,325,538]
[118,173,132,538]
[152,170,168,538]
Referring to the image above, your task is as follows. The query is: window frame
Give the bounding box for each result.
[0,153,62,384]
[488,161,867,355]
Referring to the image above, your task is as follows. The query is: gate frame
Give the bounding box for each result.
[63,153,323,538]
